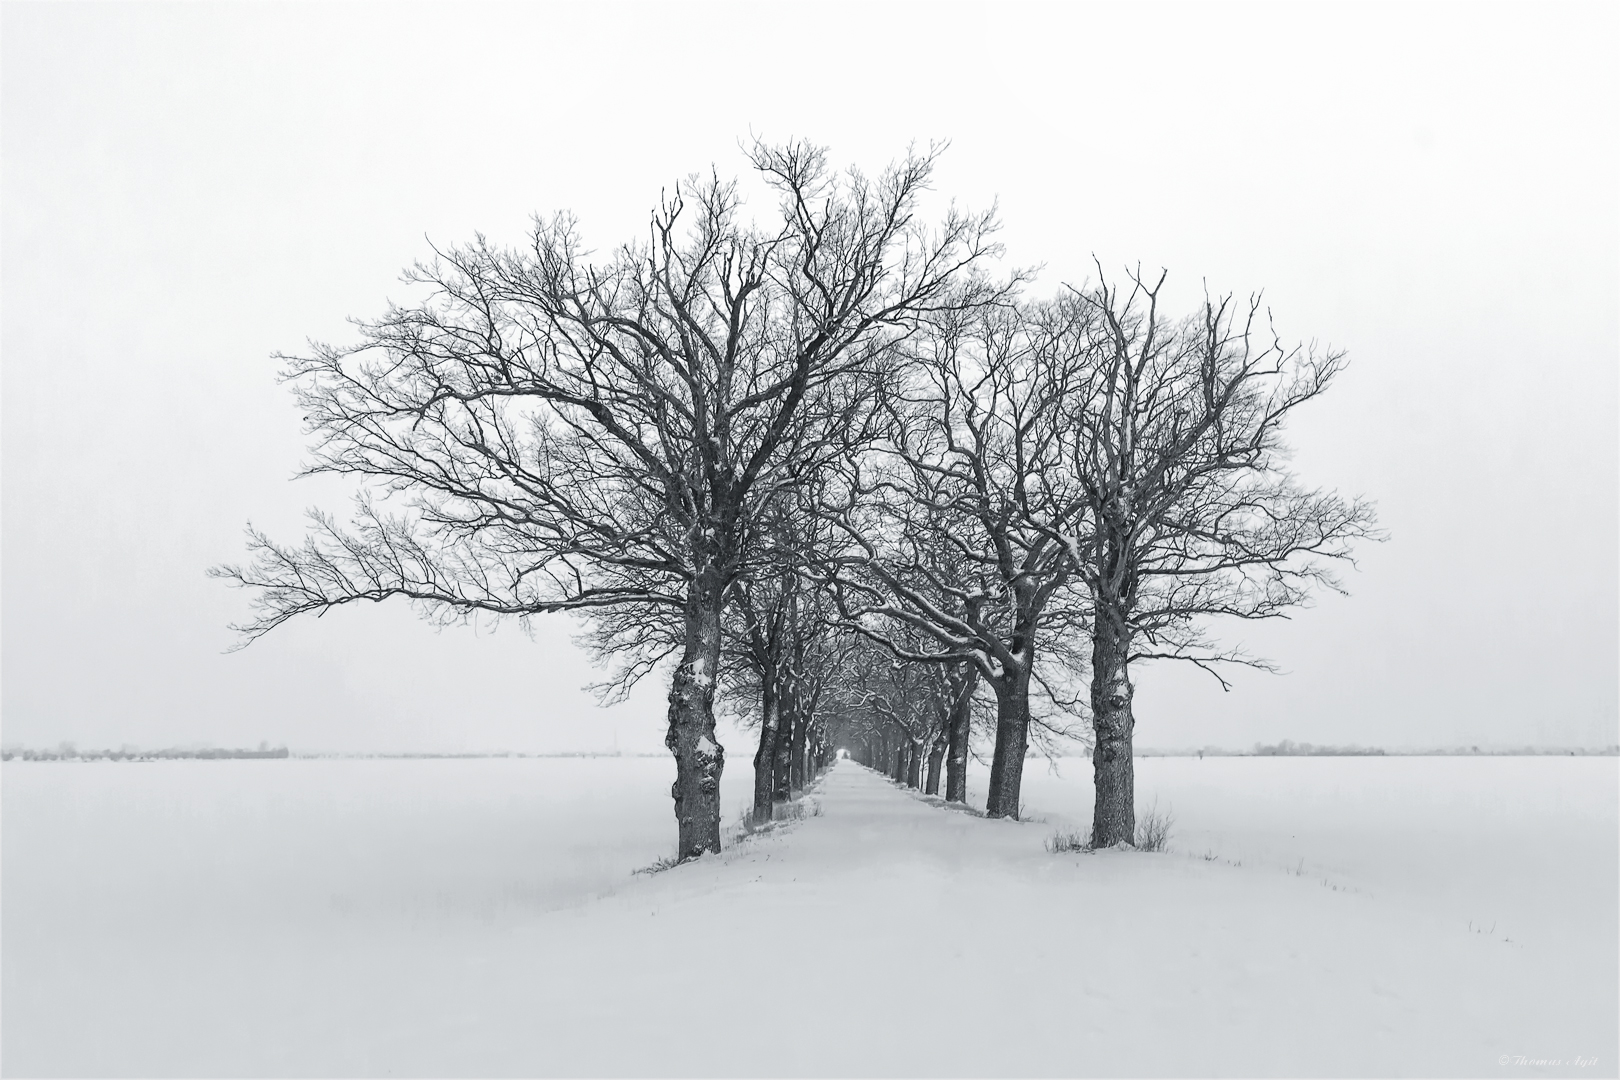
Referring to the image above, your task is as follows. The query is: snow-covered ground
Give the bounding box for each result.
[3,755,1614,1077]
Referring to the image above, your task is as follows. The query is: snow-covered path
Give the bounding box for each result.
[484,761,1608,1078]
[4,758,1614,1077]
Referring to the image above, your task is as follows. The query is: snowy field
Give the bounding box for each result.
[3,755,1615,1077]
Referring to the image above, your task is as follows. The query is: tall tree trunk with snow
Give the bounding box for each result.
[945,662,977,804]
[772,668,796,803]
[751,660,781,823]
[790,693,810,792]
[668,568,727,858]
[1089,602,1135,847]
[924,718,947,795]
[984,664,1030,818]
[906,740,923,789]
[788,632,810,791]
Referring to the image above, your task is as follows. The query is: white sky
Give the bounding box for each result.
[3,2,1616,754]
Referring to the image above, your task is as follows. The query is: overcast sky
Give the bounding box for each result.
[4,2,1615,755]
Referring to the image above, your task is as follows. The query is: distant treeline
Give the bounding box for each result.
[1255,741,1384,756]
[1,745,290,762]
[0,747,665,762]
[1138,742,1619,758]
[291,751,666,760]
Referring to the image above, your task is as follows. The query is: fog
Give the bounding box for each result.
[3,3,1615,754]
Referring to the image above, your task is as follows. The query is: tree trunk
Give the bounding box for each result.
[772,673,795,805]
[1090,611,1136,847]
[924,732,946,796]
[774,696,793,806]
[789,636,811,792]
[945,662,977,804]
[751,661,780,824]
[791,699,809,792]
[667,578,725,859]
[984,666,1030,819]
[905,740,923,789]
[892,740,907,783]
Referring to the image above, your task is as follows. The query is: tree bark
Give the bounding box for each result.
[945,661,977,804]
[1090,610,1136,847]
[667,577,726,859]
[790,694,809,792]
[789,634,810,792]
[905,740,923,789]
[751,660,780,824]
[772,670,795,805]
[984,666,1030,819]
[924,727,946,795]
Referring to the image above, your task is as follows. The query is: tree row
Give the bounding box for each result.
[214,141,1375,857]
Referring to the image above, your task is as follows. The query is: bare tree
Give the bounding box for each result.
[1062,271,1379,847]
[870,638,954,789]
[917,657,974,797]
[211,142,1001,859]
[728,564,797,822]
[824,635,939,785]
[824,298,1094,818]
[781,593,856,791]
[720,460,863,821]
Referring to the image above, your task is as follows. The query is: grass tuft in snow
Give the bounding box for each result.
[1134,802,1174,852]
[632,854,683,876]
[1046,830,1093,853]
[1047,803,1174,854]
[733,793,824,839]
[772,799,813,822]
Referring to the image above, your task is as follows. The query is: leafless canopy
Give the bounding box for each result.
[816,298,1096,814]
[213,137,1377,850]
[212,142,1002,644]
[1063,266,1380,846]
[212,140,1006,857]
[1062,269,1380,681]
